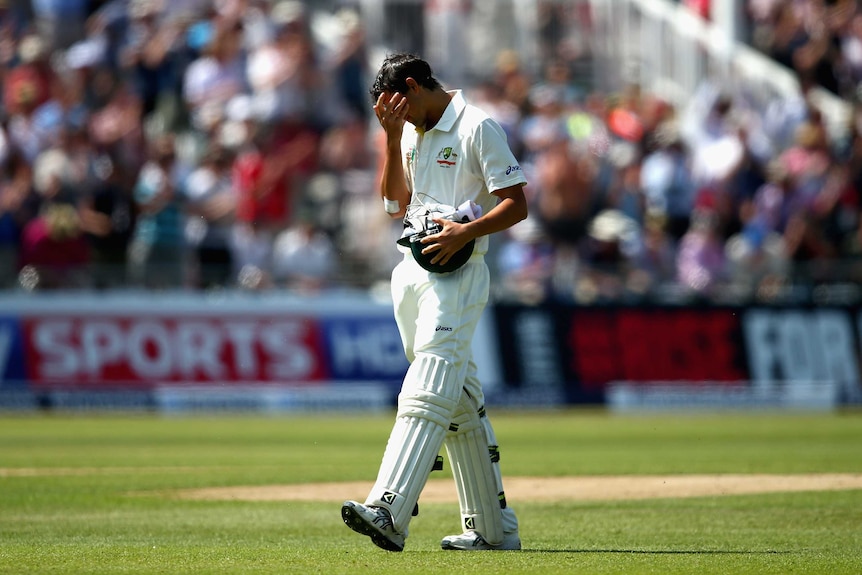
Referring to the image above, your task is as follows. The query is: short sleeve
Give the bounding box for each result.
[474,119,527,193]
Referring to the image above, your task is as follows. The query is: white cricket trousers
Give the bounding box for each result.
[391,251,489,403]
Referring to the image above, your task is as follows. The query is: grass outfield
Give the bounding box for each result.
[0,409,861,574]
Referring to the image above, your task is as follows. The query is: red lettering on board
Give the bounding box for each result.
[23,316,327,385]
[569,309,745,387]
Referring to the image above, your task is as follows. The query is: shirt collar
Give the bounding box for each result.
[428,90,464,133]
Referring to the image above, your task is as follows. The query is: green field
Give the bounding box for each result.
[1,409,861,574]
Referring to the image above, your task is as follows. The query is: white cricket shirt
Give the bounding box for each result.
[400,90,527,255]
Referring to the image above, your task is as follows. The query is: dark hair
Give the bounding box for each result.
[370,53,442,102]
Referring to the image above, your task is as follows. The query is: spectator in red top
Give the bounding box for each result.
[18,202,90,289]
[231,114,320,284]
[684,0,711,20]
[3,34,52,116]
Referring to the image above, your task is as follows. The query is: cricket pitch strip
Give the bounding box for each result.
[169,473,862,503]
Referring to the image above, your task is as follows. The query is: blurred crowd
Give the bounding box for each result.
[747,0,862,102]
[1,0,374,293]
[689,0,862,102]
[490,71,862,305]
[488,0,862,304]
[0,0,860,305]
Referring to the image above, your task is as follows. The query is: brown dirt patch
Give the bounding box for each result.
[170,474,862,503]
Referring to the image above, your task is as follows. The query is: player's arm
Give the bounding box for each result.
[374,92,410,219]
[463,185,528,239]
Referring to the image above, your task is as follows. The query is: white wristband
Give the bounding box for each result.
[383,197,400,213]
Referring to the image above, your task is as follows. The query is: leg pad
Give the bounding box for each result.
[444,395,504,544]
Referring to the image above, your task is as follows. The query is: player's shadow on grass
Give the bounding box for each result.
[524,549,792,554]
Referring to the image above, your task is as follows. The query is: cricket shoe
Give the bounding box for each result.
[441,530,521,551]
[341,500,405,552]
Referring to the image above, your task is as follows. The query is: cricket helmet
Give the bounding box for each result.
[406,224,475,274]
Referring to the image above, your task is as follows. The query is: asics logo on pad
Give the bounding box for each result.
[436,325,453,332]
[382,492,397,505]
